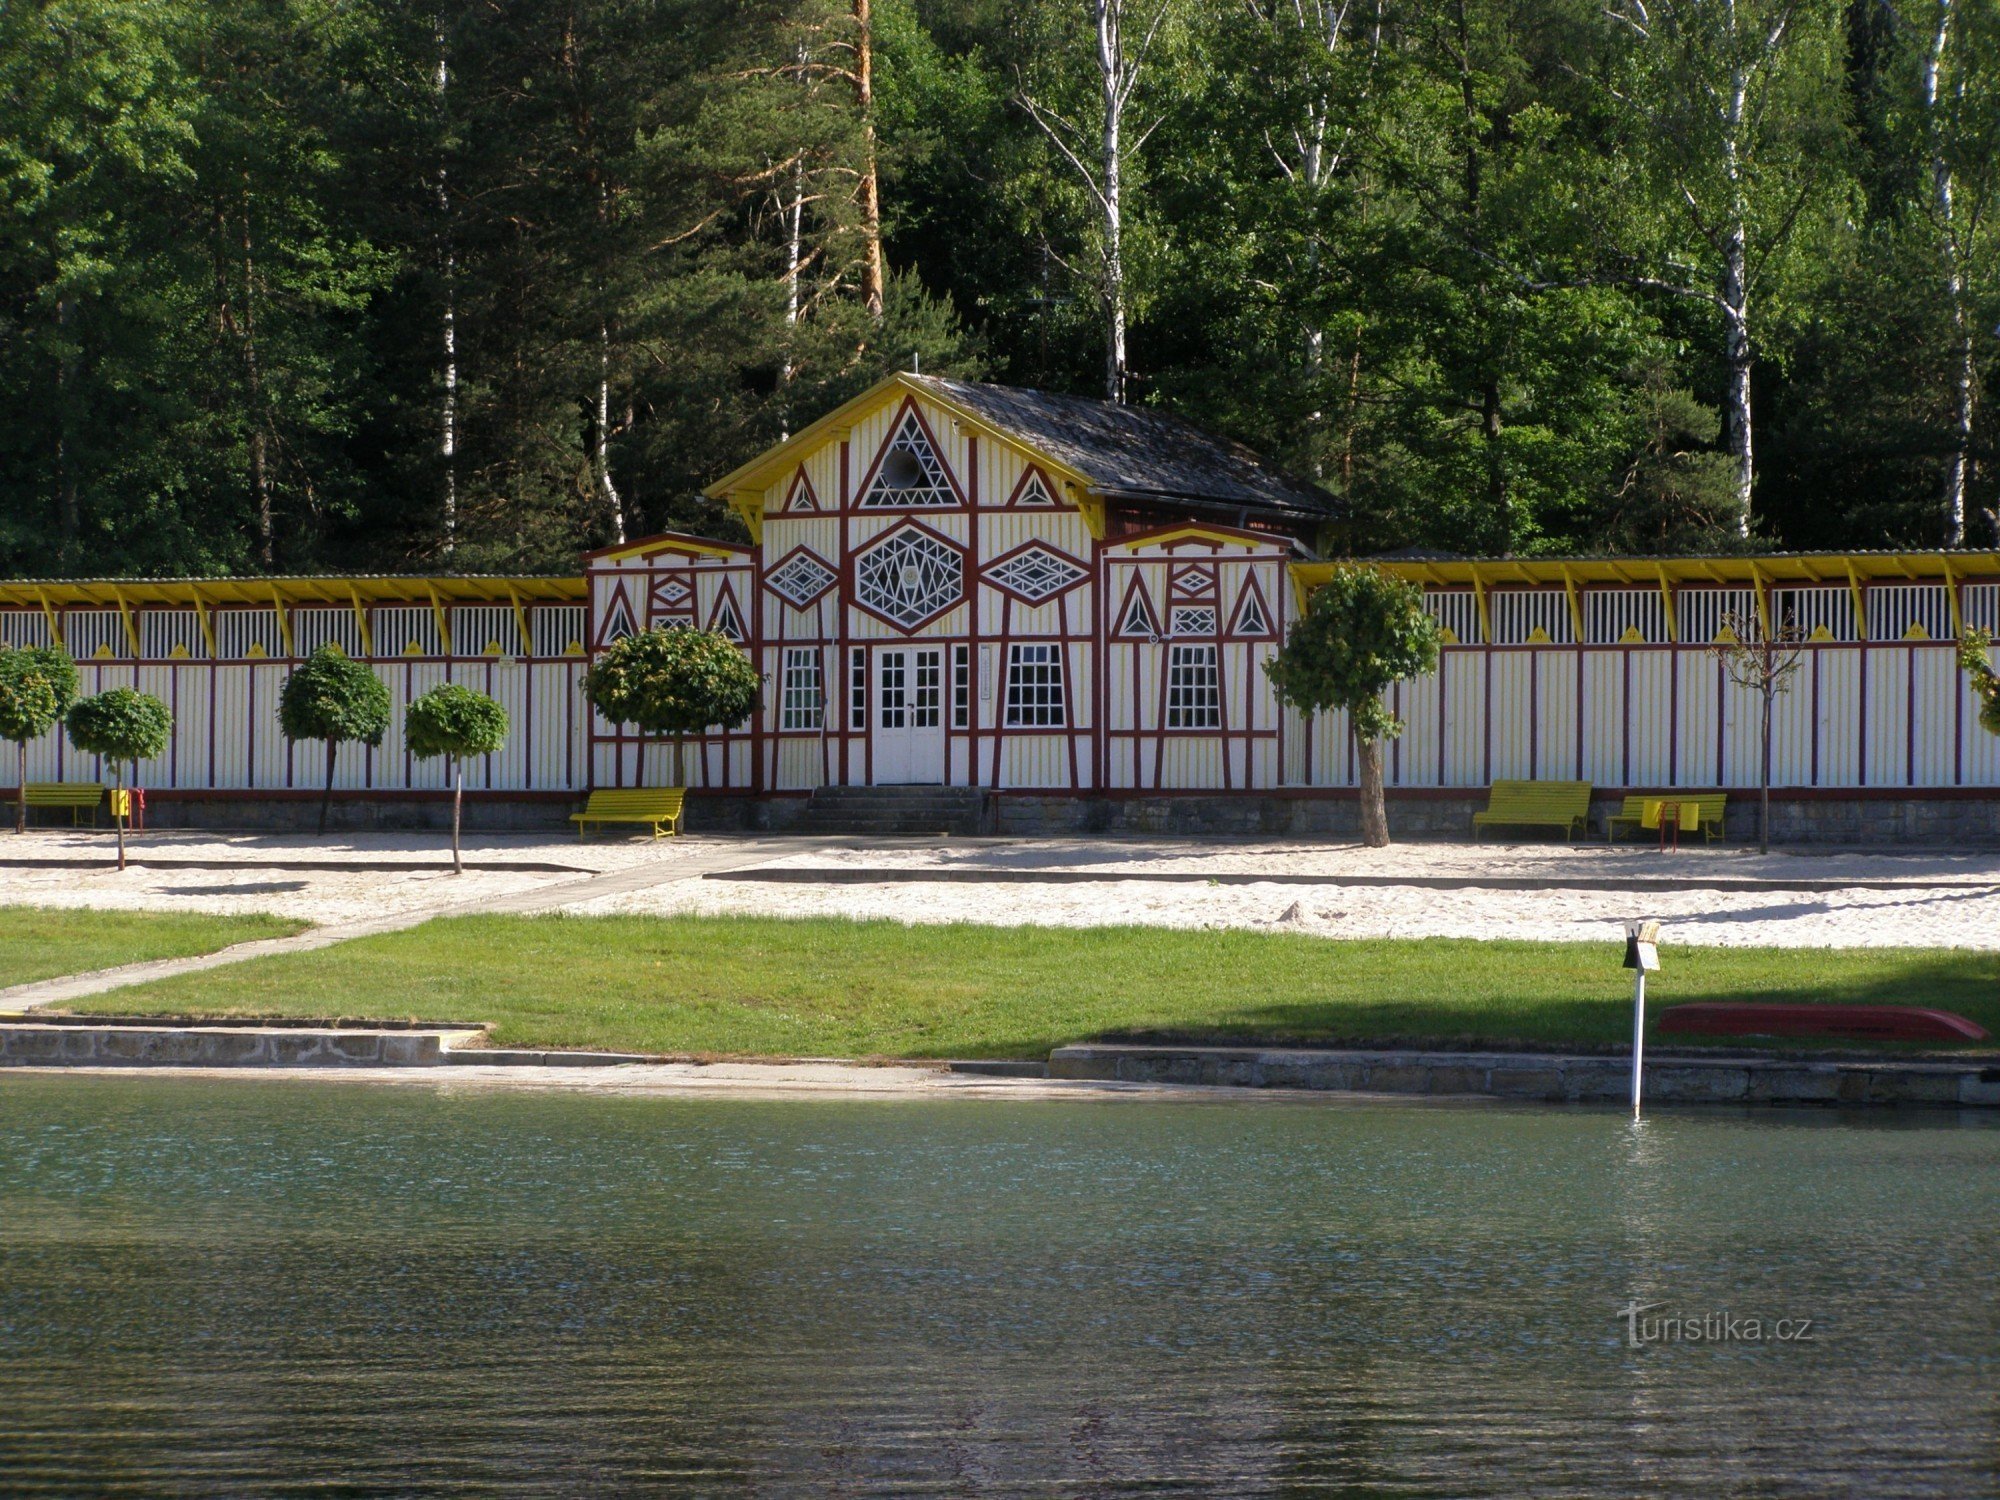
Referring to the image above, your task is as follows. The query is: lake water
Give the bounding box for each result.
[0,1075,1994,1497]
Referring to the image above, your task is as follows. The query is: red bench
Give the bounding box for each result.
[1658,1004,1989,1043]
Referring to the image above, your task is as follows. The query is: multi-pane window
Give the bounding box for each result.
[1003,644,1066,728]
[1166,644,1221,729]
[952,645,970,728]
[780,648,823,731]
[849,647,867,730]
[1170,605,1216,636]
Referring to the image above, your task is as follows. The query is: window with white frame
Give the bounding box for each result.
[1003,643,1066,727]
[779,647,823,731]
[1166,644,1221,729]
[952,645,970,728]
[849,647,867,730]
[1169,605,1216,636]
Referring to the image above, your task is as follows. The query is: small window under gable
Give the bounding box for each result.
[784,468,819,512]
[860,405,958,508]
[1231,587,1271,638]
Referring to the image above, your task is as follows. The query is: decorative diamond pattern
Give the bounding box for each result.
[653,579,691,605]
[855,527,963,629]
[766,551,837,608]
[986,546,1086,603]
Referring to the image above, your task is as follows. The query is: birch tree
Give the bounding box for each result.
[1900,0,2000,545]
[1598,0,1849,534]
[1019,0,1184,403]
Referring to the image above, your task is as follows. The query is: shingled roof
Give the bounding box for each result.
[908,375,1336,523]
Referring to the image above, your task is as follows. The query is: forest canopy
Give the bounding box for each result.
[2,0,1994,576]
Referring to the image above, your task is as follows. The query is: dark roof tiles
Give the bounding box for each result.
[911,375,1336,521]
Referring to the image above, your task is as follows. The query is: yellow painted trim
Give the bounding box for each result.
[36,587,63,651]
[1288,562,1310,617]
[1749,562,1770,639]
[1073,489,1106,541]
[349,583,374,657]
[1846,562,1867,643]
[426,582,452,656]
[702,372,1097,504]
[190,583,217,658]
[1472,572,1491,646]
[269,584,295,658]
[593,529,750,565]
[731,493,764,547]
[1107,525,1271,554]
[1656,564,1677,644]
[111,587,140,656]
[1560,566,1583,643]
[0,575,584,613]
[1943,555,1963,637]
[505,582,532,657]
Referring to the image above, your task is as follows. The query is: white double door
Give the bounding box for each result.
[871,645,945,784]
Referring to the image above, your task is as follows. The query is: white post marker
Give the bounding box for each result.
[1624,920,1662,1118]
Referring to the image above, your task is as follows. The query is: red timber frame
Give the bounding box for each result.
[1097,525,1294,794]
[581,532,760,792]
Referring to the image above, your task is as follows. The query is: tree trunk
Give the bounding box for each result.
[241,202,274,568]
[1356,735,1389,848]
[14,742,25,835]
[854,0,885,320]
[1759,679,1773,855]
[451,759,463,874]
[113,766,127,872]
[1720,50,1755,536]
[597,319,626,544]
[1098,0,1127,403]
[437,18,458,557]
[672,733,685,788]
[1924,0,1973,547]
[320,739,335,835]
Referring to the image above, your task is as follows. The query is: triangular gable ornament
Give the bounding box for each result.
[1006,466,1059,508]
[783,467,820,513]
[1230,580,1273,638]
[595,584,638,648]
[858,400,961,508]
[708,586,746,643]
[1115,576,1160,639]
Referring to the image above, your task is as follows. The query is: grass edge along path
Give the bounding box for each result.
[58,912,2000,1060]
[0,906,309,991]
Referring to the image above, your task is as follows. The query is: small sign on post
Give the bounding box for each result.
[1624,920,1661,1118]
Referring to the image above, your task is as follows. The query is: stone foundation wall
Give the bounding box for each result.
[101,787,2000,844]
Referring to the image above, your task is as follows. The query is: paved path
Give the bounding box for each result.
[0,841,814,1011]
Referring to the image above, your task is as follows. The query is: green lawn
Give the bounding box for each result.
[0,906,308,989]
[59,913,2000,1058]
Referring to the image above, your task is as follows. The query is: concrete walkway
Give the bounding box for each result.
[0,840,818,1010]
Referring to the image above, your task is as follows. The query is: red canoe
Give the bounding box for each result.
[1658,1003,1989,1043]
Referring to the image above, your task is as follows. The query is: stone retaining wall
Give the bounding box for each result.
[1048,1044,2000,1107]
[0,1023,481,1068]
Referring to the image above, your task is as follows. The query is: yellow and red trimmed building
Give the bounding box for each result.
[5,372,1998,837]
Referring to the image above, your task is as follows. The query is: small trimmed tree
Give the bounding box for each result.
[65,688,172,870]
[0,647,80,834]
[582,626,762,786]
[405,683,509,874]
[1712,610,1806,855]
[1957,629,2000,737]
[277,647,392,834]
[1266,568,1441,848]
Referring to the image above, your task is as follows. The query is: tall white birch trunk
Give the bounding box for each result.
[597,318,625,545]
[1098,0,1127,403]
[1720,21,1755,536]
[436,22,458,557]
[1924,0,1974,547]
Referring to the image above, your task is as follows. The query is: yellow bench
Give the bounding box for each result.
[1607,792,1727,844]
[3,782,106,827]
[1470,780,1592,842]
[570,787,686,840]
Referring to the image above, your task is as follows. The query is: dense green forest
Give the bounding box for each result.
[2,0,1995,577]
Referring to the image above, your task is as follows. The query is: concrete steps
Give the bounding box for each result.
[798,785,993,836]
